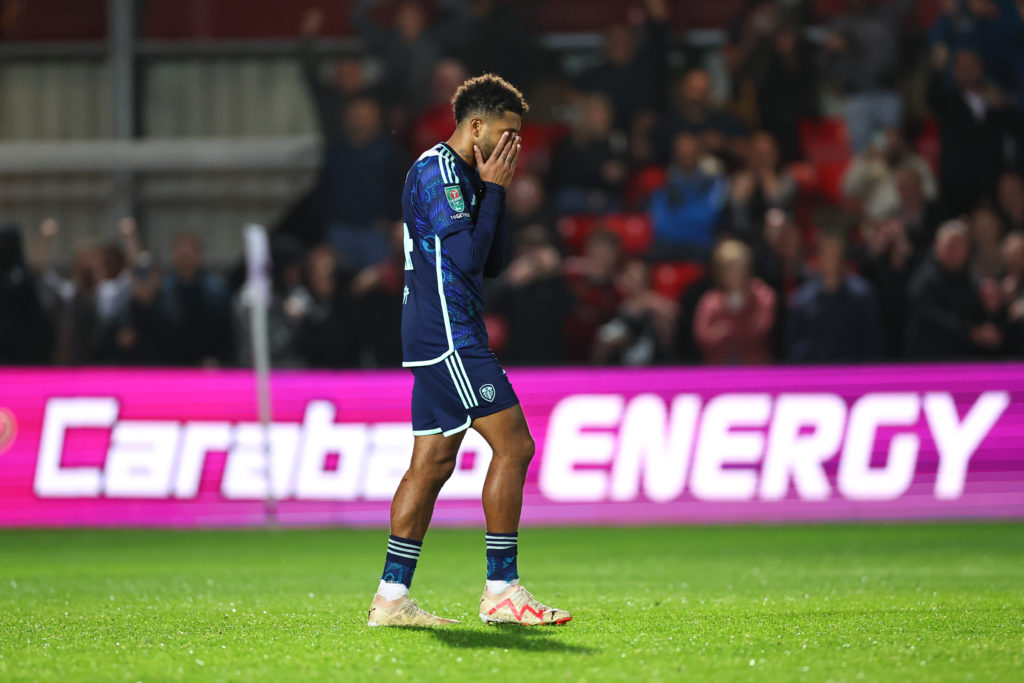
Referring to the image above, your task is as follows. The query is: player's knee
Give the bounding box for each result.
[412,453,457,485]
[514,433,536,466]
[435,457,458,482]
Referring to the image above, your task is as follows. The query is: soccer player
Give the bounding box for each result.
[366,74,572,627]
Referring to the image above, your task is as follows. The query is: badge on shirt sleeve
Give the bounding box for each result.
[444,185,465,212]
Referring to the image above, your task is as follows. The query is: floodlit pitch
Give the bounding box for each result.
[1,523,1021,681]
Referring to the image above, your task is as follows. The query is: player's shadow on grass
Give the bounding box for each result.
[427,624,597,654]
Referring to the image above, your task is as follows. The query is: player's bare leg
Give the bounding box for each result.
[472,405,573,625]
[473,405,534,532]
[390,432,466,539]
[368,432,465,627]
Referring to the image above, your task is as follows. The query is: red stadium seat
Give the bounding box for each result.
[557,214,598,254]
[797,118,855,203]
[516,122,570,174]
[558,213,653,257]
[814,159,851,205]
[682,0,747,28]
[652,261,705,301]
[799,117,851,162]
[625,165,668,209]
[812,0,940,26]
[601,213,653,256]
[811,0,850,21]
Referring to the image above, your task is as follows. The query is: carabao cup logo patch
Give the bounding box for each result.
[0,408,16,454]
[480,384,495,403]
[445,185,465,212]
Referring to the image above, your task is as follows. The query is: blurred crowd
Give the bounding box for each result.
[2,0,1024,368]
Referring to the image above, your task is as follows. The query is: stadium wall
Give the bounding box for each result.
[0,364,1021,527]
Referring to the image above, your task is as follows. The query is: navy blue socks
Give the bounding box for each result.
[485,531,519,583]
[380,535,422,589]
[378,532,521,598]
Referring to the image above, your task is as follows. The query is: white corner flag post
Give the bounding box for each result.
[244,224,277,528]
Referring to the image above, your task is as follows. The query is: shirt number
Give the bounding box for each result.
[403,222,414,271]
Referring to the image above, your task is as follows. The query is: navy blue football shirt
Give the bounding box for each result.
[400,142,507,366]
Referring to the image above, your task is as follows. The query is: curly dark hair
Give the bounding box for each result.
[451,73,529,124]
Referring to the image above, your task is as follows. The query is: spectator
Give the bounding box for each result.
[727,131,798,240]
[576,0,670,129]
[927,48,1011,217]
[349,0,469,118]
[841,126,939,220]
[929,0,990,80]
[786,230,883,362]
[350,222,407,367]
[99,250,166,365]
[0,224,52,364]
[31,220,99,365]
[233,234,310,368]
[856,217,919,358]
[649,68,750,166]
[299,8,371,143]
[754,209,808,357]
[314,95,407,269]
[693,239,776,365]
[997,171,1024,234]
[905,220,1002,358]
[930,0,1024,104]
[592,258,677,365]
[755,208,807,299]
[95,218,140,327]
[158,233,233,366]
[824,0,914,152]
[505,173,555,238]
[563,230,623,362]
[548,93,629,215]
[672,270,715,364]
[32,218,138,350]
[725,0,786,120]
[1001,231,1024,351]
[1002,231,1024,304]
[295,245,360,367]
[452,0,537,91]
[649,133,729,260]
[744,12,819,162]
[41,245,101,366]
[970,206,1005,279]
[889,165,943,253]
[491,224,575,364]
[410,59,469,154]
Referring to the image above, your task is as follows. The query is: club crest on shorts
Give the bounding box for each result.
[444,185,465,212]
[479,384,495,403]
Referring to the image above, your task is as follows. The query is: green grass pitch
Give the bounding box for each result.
[1,523,1021,681]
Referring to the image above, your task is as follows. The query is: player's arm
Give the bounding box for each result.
[482,209,508,278]
[435,133,519,275]
[440,181,506,275]
[419,161,476,242]
[472,132,520,276]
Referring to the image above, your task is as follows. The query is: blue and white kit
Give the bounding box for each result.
[400,142,518,437]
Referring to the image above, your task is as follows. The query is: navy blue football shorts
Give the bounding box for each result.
[410,346,520,437]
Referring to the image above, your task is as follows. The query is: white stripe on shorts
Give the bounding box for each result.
[452,352,478,407]
[445,356,471,409]
[449,354,477,408]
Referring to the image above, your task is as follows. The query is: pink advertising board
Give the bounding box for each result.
[0,364,1022,527]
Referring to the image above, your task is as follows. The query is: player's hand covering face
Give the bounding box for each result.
[474,110,522,158]
[474,113,522,191]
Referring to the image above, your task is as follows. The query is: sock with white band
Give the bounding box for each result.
[485,531,519,593]
[378,534,422,599]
